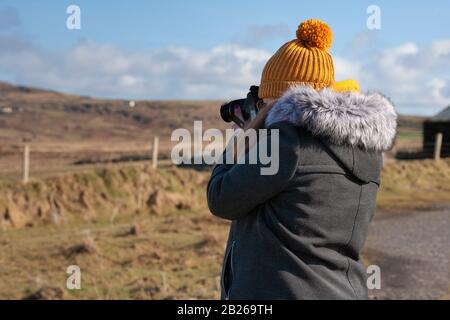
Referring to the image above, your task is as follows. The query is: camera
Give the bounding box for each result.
[220,86,263,128]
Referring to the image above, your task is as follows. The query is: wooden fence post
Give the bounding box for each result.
[23,145,30,183]
[152,136,159,169]
[137,173,143,210]
[434,132,443,161]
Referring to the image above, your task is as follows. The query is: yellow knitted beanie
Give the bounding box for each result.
[259,19,357,99]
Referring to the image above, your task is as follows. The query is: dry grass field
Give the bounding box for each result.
[0,164,230,299]
[0,81,224,182]
[0,81,449,299]
[0,81,427,182]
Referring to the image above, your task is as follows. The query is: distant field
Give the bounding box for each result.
[394,115,424,150]
[0,81,429,183]
[0,81,226,182]
[1,81,447,213]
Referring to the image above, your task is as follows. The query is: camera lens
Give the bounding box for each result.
[220,103,233,123]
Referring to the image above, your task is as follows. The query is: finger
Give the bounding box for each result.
[266,100,277,109]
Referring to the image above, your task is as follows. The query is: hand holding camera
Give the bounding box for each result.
[220,86,277,162]
[220,86,275,129]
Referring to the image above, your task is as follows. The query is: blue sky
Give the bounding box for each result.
[1,0,450,115]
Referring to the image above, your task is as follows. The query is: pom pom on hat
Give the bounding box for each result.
[296,19,333,51]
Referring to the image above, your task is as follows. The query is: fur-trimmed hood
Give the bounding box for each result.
[265,86,397,152]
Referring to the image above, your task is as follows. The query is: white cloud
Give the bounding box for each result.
[431,39,450,56]
[0,38,270,99]
[378,43,421,83]
[335,40,450,113]
[0,29,449,114]
[119,75,140,87]
[334,57,362,81]
[428,78,450,106]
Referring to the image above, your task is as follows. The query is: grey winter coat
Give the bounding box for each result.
[207,86,397,300]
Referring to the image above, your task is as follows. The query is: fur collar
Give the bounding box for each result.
[265,86,397,152]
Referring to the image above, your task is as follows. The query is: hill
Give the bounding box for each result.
[0,81,426,181]
[0,81,225,145]
[0,81,225,181]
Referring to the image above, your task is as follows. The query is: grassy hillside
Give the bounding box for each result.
[2,159,450,230]
[0,81,427,183]
[0,164,229,299]
[0,81,225,146]
[0,81,226,182]
[0,159,449,299]
[0,81,448,299]
[0,163,209,228]
[378,159,450,213]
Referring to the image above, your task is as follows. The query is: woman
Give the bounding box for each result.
[207,19,397,299]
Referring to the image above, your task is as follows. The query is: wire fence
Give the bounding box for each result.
[1,136,162,184]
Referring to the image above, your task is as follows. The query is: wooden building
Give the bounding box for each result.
[423,106,450,157]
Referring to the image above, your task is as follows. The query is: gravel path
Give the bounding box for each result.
[364,208,450,300]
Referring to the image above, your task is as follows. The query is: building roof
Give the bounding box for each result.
[432,106,450,121]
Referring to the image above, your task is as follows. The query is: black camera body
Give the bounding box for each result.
[220,86,262,128]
